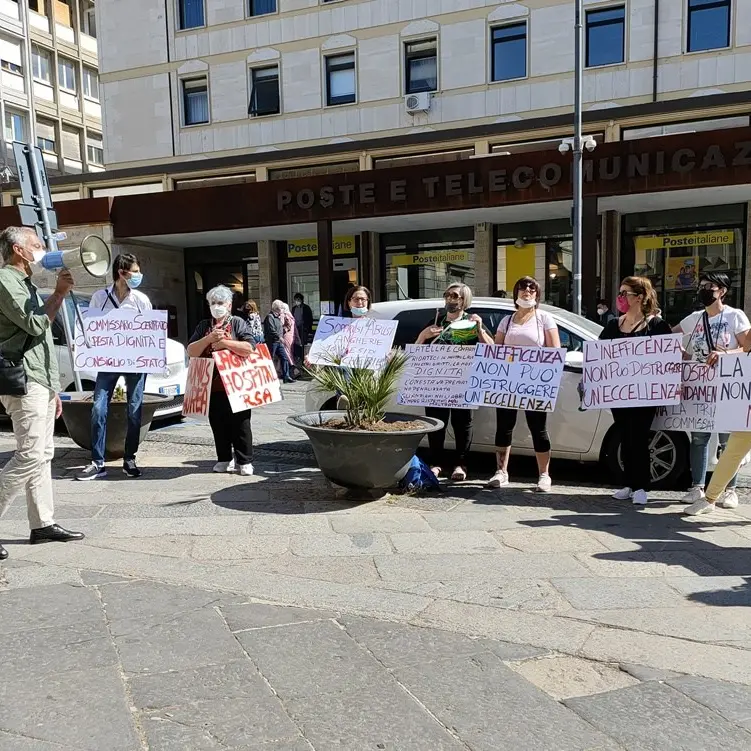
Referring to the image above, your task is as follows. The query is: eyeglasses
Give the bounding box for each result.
[444,292,463,300]
[698,283,720,291]
[518,283,537,291]
[617,290,637,298]
[350,296,369,304]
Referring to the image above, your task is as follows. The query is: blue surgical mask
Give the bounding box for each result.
[351,306,368,318]
[126,272,143,289]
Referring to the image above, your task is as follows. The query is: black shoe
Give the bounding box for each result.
[29,524,85,545]
[0,544,7,560]
[122,460,142,478]
[76,463,107,481]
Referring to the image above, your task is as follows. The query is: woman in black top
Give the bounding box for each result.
[599,275,672,505]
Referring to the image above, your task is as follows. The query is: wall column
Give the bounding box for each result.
[258,240,278,314]
[317,219,334,315]
[474,222,493,296]
[744,202,751,313]
[582,197,599,320]
[602,210,621,306]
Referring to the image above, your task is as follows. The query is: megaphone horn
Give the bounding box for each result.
[37,235,112,279]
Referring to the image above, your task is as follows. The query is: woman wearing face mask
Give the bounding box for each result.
[416,283,494,481]
[187,285,257,476]
[342,285,372,318]
[487,276,561,492]
[600,276,672,505]
[673,272,750,513]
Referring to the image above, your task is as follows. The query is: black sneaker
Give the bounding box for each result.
[123,460,142,478]
[76,463,106,481]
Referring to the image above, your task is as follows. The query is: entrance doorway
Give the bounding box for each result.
[287,258,359,319]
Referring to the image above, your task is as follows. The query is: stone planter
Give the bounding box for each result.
[287,410,444,490]
[60,393,170,461]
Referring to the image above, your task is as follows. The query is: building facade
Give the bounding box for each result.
[0,0,102,179]
[1,0,750,339]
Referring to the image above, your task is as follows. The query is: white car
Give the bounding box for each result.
[49,292,188,421]
[305,297,702,489]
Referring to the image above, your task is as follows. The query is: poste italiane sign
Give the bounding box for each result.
[634,231,734,252]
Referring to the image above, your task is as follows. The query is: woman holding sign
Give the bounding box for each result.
[600,276,672,505]
[487,276,560,492]
[187,285,257,476]
[416,283,493,481]
[673,272,750,512]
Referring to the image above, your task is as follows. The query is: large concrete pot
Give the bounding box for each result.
[61,393,169,461]
[287,410,444,490]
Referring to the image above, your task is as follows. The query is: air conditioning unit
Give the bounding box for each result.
[405,92,431,114]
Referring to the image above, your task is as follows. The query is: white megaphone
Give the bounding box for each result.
[34,234,111,278]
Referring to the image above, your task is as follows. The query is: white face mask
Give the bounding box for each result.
[210,304,229,320]
[516,297,536,309]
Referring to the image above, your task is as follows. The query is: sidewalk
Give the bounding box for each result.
[1,383,751,750]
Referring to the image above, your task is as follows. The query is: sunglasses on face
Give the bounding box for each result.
[444,293,463,300]
[698,283,720,291]
[518,282,537,291]
[617,290,638,298]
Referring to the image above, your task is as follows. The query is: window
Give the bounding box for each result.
[82,1,96,37]
[405,39,437,94]
[57,57,76,92]
[249,0,275,15]
[178,0,204,29]
[687,0,730,52]
[86,132,103,165]
[325,53,356,106]
[31,45,50,82]
[4,109,26,143]
[0,59,21,74]
[182,77,209,125]
[585,6,625,67]
[62,124,82,161]
[249,65,280,116]
[36,119,56,153]
[491,23,527,82]
[83,66,98,100]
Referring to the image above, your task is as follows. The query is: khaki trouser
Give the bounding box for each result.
[706,431,751,503]
[0,381,56,529]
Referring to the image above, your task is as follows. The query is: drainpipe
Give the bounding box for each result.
[652,0,660,102]
[163,0,176,157]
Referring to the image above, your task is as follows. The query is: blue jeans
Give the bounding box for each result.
[270,342,291,381]
[91,372,146,465]
[690,431,737,489]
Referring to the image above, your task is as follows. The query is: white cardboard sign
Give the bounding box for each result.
[712,354,751,432]
[397,345,477,409]
[213,344,282,414]
[308,316,398,369]
[652,362,716,432]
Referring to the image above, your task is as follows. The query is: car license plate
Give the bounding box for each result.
[159,385,180,397]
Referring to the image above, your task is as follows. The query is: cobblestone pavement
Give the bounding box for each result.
[1,382,751,750]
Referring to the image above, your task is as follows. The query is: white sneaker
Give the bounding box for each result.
[632,489,649,505]
[486,470,509,488]
[238,463,254,477]
[718,489,739,509]
[536,473,552,493]
[681,486,705,504]
[213,459,236,473]
[685,498,716,516]
[612,487,632,500]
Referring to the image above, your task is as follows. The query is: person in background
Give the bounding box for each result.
[342,285,372,318]
[186,285,256,476]
[233,293,247,320]
[416,283,494,482]
[674,272,750,514]
[597,299,616,326]
[0,226,84,559]
[264,301,293,383]
[77,253,152,481]
[280,302,298,376]
[492,290,508,299]
[292,293,313,365]
[244,300,264,343]
[600,276,672,505]
[488,276,561,493]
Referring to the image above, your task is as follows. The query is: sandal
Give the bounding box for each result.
[451,466,467,481]
[431,466,442,478]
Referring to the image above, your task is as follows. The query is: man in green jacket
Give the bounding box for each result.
[0,227,84,561]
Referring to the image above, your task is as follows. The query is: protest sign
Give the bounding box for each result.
[74,309,168,374]
[712,354,751,432]
[308,316,398,369]
[581,334,682,409]
[464,344,565,412]
[182,358,214,420]
[213,343,281,413]
[652,362,716,432]
[397,345,477,409]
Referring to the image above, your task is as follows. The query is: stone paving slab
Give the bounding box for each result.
[667,676,751,729]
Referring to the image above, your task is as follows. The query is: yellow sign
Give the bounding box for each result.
[287,236,355,258]
[635,231,734,252]
[391,250,470,266]
[666,256,698,291]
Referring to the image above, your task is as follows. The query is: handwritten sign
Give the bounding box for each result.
[652,362,716,431]
[213,344,281,413]
[183,358,214,420]
[464,344,565,412]
[308,316,398,369]
[713,354,751,432]
[582,335,682,409]
[397,345,477,409]
[75,309,168,374]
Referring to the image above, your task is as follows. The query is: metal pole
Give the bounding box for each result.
[572,0,584,316]
[27,146,83,391]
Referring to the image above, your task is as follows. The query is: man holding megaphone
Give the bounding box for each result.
[77,253,152,482]
[0,227,85,560]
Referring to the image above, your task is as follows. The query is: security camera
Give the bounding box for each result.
[584,138,597,152]
[558,142,570,154]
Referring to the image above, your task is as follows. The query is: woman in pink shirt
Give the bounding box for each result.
[487,276,561,492]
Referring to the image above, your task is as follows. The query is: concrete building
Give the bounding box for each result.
[1,0,750,340]
[0,0,102,179]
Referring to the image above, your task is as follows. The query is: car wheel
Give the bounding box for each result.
[605,428,689,490]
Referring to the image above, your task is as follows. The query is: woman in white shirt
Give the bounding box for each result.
[487,276,561,492]
[673,272,751,513]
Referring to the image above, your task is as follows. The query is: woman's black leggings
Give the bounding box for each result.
[495,408,551,453]
[425,407,473,467]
